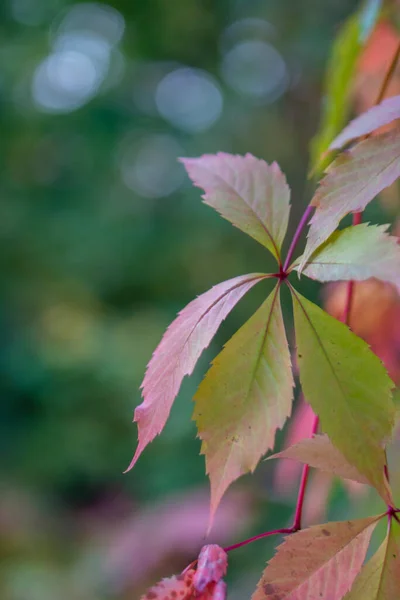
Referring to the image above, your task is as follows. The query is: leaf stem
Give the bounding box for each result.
[223,527,294,553]
[283,204,314,272]
[293,413,320,530]
[341,211,363,324]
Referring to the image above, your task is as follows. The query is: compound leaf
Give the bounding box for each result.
[344,519,400,599]
[128,273,268,470]
[180,153,290,262]
[300,130,400,271]
[194,285,293,521]
[253,516,382,600]
[291,288,394,503]
[298,224,400,292]
[268,434,370,485]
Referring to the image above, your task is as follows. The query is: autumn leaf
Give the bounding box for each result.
[290,288,394,503]
[297,224,400,292]
[127,273,268,470]
[194,285,293,520]
[268,434,370,485]
[344,518,400,599]
[140,568,227,600]
[193,545,228,594]
[180,153,290,262]
[330,94,400,150]
[252,515,383,600]
[140,569,196,600]
[300,129,400,271]
[140,545,228,600]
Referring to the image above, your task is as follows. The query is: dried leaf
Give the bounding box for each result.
[128,273,268,470]
[194,285,293,520]
[298,224,400,292]
[291,288,394,503]
[330,95,400,150]
[300,130,400,271]
[253,516,382,600]
[180,153,290,262]
[268,434,370,485]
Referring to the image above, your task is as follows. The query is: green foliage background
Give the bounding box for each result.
[3,1,390,598]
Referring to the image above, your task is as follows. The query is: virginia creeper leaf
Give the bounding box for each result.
[330,95,400,150]
[344,518,400,599]
[180,153,290,262]
[193,545,228,594]
[310,15,362,174]
[128,273,268,470]
[291,288,394,502]
[297,224,400,291]
[252,515,382,600]
[301,130,400,271]
[268,434,370,485]
[194,285,293,520]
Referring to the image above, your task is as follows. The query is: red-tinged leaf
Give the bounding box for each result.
[344,518,400,599]
[193,545,228,593]
[299,129,400,271]
[330,95,400,150]
[297,224,400,293]
[252,516,383,600]
[127,273,268,470]
[140,567,228,600]
[194,285,293,521]
[140,569,196,600]
[268,434,370,485]
[180,153,290,262]
[208,580,227,600]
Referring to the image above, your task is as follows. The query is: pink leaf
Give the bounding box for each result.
[127,274,268,470]
[140,569,195,600]
[180,153,291,262]
[330,95,400,150]
[268,434,370,485]
[252,516,383,600]
[193,545,228,593]
[300,129,400,270]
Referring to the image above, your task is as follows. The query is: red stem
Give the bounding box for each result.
[342,211,362,324]
[283,204,314,272]
[293,414,320,530]
[223,527,294,553]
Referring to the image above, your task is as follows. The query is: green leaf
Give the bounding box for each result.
[310,16,362,175]
[180,154,291,263]
[300,130,400,271]
[291,288,395,503]
[310,0,381,174]
[296,224,400,292]
[194,284,294,521]
[344,518,400,599]
[252,516,383,600]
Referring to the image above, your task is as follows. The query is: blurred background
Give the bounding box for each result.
[1,0,400,598]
